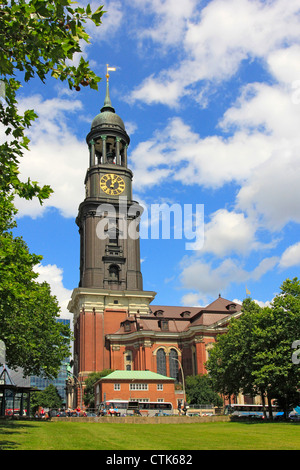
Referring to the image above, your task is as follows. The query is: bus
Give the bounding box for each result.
[99,400,173,417]
[5,408,27,417]
[224,404,281,418]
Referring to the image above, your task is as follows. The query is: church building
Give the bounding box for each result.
[67,70,242,407]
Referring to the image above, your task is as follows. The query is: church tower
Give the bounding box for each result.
[68,69,156,391]
[78,72,143,291]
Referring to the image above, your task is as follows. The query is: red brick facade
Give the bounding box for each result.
[74,308,128,374]
[71,295,242,395]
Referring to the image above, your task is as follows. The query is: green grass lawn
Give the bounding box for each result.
[0,420,300,450]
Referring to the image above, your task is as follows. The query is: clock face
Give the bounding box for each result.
[100,173,125,196]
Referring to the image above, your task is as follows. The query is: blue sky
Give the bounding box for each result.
[11,0,300,319]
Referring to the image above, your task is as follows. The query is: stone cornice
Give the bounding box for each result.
[68,287,156,318]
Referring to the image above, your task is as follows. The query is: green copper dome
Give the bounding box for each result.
[91,110,125,130]
[91,78,125,131]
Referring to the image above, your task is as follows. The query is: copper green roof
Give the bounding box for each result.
[91,76,125,130]
[101,77,115,113]
[101,370,174,381]
[91,110,125,130]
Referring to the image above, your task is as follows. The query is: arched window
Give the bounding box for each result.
[124,350,133,370]
[169,349,179,382]
[156,348,166,376]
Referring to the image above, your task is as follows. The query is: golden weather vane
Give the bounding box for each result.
[106,64,116,81]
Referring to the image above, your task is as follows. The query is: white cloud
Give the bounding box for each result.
[130,76,185,108]
[179,257,248,302]
[181,292,204,307]
[129,0,300,107]
[220,81,300,139]
[179,254,279,304]
[267,45,300,85]
[15,94,86,218]
[131,0,197,47]
[279,242,300,269]
[202,209,257,257]
[253,299,272,308]
[130,117,274,192]
[251,256,279,281]
[34,264,73,321]
[124,121,138,135]
[236,148,300,231]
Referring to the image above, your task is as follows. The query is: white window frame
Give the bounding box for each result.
[129,383,148,391]
[114,383,121,391]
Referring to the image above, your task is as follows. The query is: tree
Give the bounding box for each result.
[31,384,63,413]
[0,0,104,200]
[250,278,300,417]
[0,192,73,377]
[185,374,223,407]
[83,370,112,408]
[206,278,300,418]
[0,0,104,377]
[207,298,262,403]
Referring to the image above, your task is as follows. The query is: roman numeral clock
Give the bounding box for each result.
[100,173,125,196]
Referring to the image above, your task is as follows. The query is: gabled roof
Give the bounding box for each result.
[203,296,241,312]
[100,370,174,381]
[188,296,242,327]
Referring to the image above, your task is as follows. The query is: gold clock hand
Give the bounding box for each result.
[110,175,119,187]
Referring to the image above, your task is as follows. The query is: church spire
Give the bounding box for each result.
[101,64,116,113]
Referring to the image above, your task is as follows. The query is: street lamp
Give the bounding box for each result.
[66,365,83,409]
[171,357,186,413]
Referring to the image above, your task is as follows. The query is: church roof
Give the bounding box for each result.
[188,297,242,327]
[149,305,202,319]
[202,296,241,312]
[91,109,125,131]
[150,297,241,320]
[109,296,242,336]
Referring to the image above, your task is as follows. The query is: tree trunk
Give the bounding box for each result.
[267,393,273,420]
[261,391,267,419]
